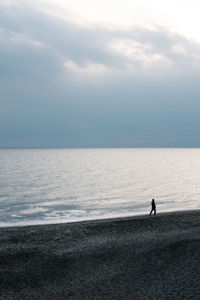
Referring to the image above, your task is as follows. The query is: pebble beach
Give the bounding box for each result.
[1,210,200,299]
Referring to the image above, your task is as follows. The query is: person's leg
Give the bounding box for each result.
[150,209,153,215]
[154,209,156,215]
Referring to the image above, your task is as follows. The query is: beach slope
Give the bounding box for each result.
[1,211,200,299]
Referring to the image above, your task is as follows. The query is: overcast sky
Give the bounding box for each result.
[1,0,200,147]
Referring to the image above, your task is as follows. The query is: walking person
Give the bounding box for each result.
[150,199,156,215]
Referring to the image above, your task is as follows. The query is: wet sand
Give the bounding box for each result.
[1,210,200,299]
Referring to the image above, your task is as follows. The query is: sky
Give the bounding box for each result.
[1,0,200,147]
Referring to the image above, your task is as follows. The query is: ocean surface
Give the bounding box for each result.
[0,148,200,227]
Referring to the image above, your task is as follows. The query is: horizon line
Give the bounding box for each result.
[1,146,200,150]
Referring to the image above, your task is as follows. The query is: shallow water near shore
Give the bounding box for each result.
[1,148,200,226]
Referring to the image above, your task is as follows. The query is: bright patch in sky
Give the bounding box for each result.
[41,0,200,41]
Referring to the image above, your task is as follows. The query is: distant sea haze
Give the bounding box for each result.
[0,148,200,227]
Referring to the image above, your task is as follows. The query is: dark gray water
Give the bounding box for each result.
[0,148,200,226]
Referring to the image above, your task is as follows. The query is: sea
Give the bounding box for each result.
[0,148,200,227]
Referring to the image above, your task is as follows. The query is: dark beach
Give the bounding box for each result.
[1,211,200,299]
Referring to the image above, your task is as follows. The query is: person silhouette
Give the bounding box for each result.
[150,199,156,215]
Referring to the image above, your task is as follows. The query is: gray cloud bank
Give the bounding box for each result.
[1,3,200,147]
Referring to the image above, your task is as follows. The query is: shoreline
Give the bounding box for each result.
[1,208,199,229]
[1,210,200,299]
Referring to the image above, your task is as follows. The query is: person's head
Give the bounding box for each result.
[152,199,154,202]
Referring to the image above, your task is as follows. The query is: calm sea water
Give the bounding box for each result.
[0,148,200,227]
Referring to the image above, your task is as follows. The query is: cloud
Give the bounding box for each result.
[1,3,200,79]
[1,3,200,147]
